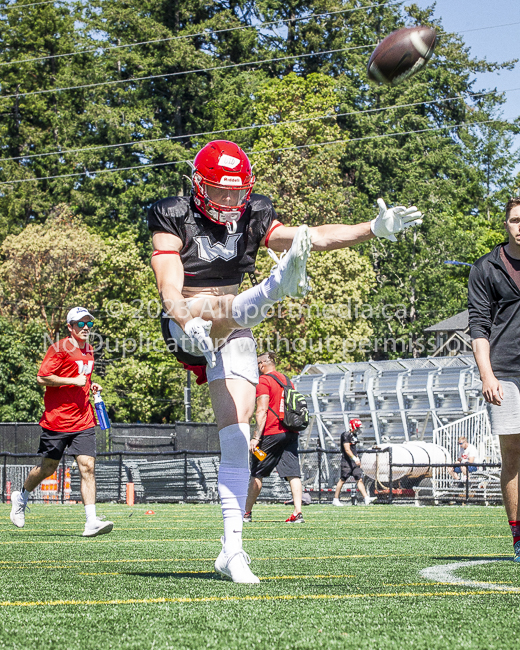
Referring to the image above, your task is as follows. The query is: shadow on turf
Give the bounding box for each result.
[124,571,219,580]
[18,533,88,538]
[432,556,510,561]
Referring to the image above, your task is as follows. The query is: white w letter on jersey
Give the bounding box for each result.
[75,360,94,375]
[193,234,241,262]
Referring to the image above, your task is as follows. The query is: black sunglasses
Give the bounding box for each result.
[75,321,94,328]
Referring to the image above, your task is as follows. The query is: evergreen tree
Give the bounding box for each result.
[0,0,94,236]
[0,318,46,422]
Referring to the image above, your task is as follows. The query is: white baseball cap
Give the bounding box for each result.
[66,307,95,324]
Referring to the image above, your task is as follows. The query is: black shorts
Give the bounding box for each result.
[454,465,478,474]
[340,461,363,482]
[38,427,97,461]
[251,431,301,479]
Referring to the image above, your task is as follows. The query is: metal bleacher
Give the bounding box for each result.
[293,355,483,450]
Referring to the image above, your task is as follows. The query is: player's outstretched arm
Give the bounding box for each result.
[264,199,423,252]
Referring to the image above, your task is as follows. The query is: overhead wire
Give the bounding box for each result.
[1,19,519,101]
[0,87,516,163]
[0,44,375,100]
[0,9,516,185]
[249,119,498,155]
[0,2,392,67]
[1,0,66,9]
[0,158,189,183]
[451,21,520,35]
[2,0,518,71]
[0,119,500,185]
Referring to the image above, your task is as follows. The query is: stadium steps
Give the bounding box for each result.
[294,355,484,449]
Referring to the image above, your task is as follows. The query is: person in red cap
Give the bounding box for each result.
[333,419,375,506]
[9,307,114,537]
[149,140,420,582]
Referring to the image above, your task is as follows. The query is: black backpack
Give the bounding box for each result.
[266,373,309,433]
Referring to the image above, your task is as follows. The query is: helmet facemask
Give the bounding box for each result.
[193,174,254,233]
[191,141,255,233]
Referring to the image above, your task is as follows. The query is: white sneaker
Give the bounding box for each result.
[269,225,312,299]
[364,496,376,505]
[184,317,216,368]
[214,538,260,584]
[10,491,28,528]
[82,516,114,537]
[332,498,344,507]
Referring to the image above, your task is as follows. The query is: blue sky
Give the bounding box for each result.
[414,0,520,123]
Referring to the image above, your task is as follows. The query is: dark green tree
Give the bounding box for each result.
[0,318,45,421]
[0,0,95,236]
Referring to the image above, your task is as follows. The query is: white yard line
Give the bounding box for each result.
[420,559,520,592]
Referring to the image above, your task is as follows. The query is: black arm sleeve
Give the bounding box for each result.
[468,264,492,340]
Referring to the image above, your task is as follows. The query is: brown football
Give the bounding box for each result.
[367,26,437,86]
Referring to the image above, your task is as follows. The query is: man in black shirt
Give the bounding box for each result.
[333,419,374,506]
[468,197,520,562]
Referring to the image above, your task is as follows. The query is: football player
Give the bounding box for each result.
[149,140,422,583]
[333,418,375,506]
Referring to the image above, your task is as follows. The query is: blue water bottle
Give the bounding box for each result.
[94,392,110,430]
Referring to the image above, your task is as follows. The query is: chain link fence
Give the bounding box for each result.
[0,447,503,505]
[0,422,221,457]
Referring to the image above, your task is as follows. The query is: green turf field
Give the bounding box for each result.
[0,503,518,650]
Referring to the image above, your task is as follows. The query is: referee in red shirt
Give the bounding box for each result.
[243,352,305,523]
[9,307,114,537]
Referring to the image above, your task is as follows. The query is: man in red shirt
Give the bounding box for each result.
[243,352,305,523]
[9,307,114,537]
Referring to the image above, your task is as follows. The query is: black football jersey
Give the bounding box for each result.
[148,194,277,287]
[341,430,359,463]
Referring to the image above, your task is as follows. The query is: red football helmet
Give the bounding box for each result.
[349,418,363,431]
[191,140,255,233]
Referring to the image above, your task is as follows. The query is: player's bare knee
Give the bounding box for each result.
[39,468,56,480]
[39,459,59,478]
[77,456,95,476]
[500,439,520,466]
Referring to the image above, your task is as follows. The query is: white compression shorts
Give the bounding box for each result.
[163,316,259,385]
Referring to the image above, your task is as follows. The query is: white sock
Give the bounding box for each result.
[21,489,31,503]
[219,468,250,554]
[85,504,96,525]
[231,281,277,328]
[218,423,250,555]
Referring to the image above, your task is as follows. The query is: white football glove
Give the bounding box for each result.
[184,317,216,369]
[371,198,423,242]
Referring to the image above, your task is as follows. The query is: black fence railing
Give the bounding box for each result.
[0,422,220,458]
[0,448,504,506]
